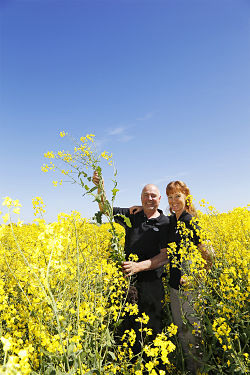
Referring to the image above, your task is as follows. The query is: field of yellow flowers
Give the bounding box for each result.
[0,134,249,374]
[0,198,249,375]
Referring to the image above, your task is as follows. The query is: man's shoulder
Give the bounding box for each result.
[113,207,130,216]
[113,207,133,229]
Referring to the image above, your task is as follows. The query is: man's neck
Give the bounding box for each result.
[144,209,160,219]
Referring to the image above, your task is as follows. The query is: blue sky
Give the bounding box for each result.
[1,0,249,223]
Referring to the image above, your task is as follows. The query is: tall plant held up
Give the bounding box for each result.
[42,132,129,264]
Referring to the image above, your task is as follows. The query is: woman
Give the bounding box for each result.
[123,181,213,374]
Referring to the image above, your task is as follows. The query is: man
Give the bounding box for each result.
[92,171,170,355]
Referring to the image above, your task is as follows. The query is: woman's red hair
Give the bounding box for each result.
[166,180,197,216]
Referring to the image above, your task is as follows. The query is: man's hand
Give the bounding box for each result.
[92,171,101,186]
[122,261,141,276]
[122,249,169,276]
[92,171,106,214]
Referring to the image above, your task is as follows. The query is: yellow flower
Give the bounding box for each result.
[145,361,155,372]
[13,199,22,207]
[136,312,149,324]
[2,196,12,207]
[18,349,28,359]
[1,336,12,351]
[167,323,178,337]
[128,253,139,261]
[16,218,24,226]
[2,213,10,223]
[101,151,112,160]
[41,165,49,172]
[44,151,55,159]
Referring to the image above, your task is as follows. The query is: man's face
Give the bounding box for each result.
[141,185,161,212]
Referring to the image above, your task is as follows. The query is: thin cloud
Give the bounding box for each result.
[119,135,134,142]
[107,127,126,136]
[94,137,108,150]
[106,125,134,143]
[136,112,153,121]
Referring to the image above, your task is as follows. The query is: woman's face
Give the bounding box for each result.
[167,190,186,217]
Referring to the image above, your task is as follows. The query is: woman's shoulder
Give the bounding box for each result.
[180,211,200,226]
[179,210,192,221]
[168,213,176,223]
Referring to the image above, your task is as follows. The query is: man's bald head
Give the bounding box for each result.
[141,184,161,213]
[141,184,160,197]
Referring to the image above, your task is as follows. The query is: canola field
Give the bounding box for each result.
[0,134,249,374]
[0,199,249,375]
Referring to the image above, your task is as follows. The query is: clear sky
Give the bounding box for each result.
[1,0,249,223]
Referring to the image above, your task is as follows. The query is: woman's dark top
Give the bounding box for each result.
[169,210,201,290]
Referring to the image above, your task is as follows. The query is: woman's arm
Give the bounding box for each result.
[129,205,143,215]
[122,248,169,276]
[198,243,214,270]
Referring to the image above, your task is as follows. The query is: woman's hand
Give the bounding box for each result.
[129,205,143,215]
[198,243,214,271]
[180,275,190,286]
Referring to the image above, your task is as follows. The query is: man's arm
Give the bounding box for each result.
[92,171,109,214]
[122,248,169,276]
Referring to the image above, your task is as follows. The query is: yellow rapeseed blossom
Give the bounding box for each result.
[1,337,12,351]
[2,213,10,223]
[44,151,55,159]
[0,194,249,374]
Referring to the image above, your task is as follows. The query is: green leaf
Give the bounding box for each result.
[108,351,116,360]
[114,214,132,228]
[112,188,119,196]
[93,211,103,224]
[94,193,103,203]
[88,186,98,194]
[96,166,102,174]
[84,184,89,190]
[44,366,56,375]
[78,171,87,178]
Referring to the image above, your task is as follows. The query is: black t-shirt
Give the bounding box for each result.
[168,211,201,289]
[113,207,170,279]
